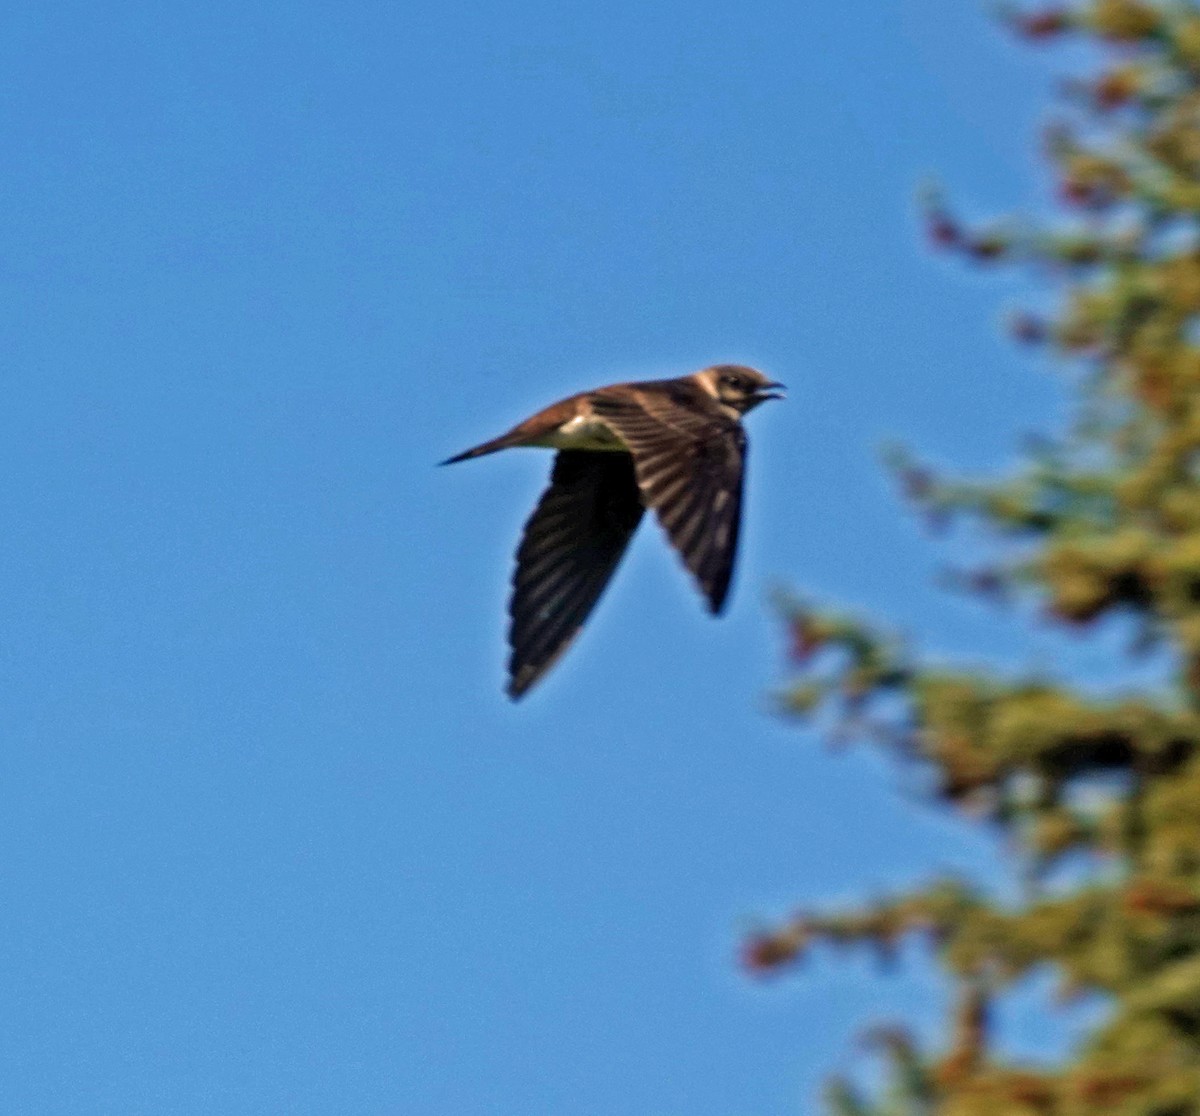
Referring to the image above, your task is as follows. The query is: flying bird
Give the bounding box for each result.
[442,364,784,698]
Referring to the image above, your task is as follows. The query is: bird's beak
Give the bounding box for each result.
[756,381,786,401]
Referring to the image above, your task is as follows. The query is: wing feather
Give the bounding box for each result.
[506,451,644,698]
[590,388,746,614]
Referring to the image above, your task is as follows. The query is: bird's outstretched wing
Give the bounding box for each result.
[590,385,745,614]
[507,450,644,699]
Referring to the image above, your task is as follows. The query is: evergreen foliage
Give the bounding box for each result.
[751,4,1200,1111]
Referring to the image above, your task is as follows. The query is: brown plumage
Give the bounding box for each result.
[441,364,784,698]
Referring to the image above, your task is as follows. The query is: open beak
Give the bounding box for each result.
[756,381,786,402]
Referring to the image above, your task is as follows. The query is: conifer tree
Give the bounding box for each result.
[748,4,1200,1112]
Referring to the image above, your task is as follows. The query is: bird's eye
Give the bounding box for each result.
[720,374,742,388]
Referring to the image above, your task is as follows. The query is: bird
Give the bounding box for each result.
[441,364,784,699]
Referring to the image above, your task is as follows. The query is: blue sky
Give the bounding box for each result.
[1,2,1106,1113]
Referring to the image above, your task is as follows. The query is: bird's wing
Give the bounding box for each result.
[507,450,644,699]
[589,386,745,614]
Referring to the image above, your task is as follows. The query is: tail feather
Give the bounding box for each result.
[439,434,519,466]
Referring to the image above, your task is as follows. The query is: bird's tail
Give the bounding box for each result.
[438,433,523,466]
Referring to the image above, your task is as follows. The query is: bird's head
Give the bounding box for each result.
[696,365,786,414]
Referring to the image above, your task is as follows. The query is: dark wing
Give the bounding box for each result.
[507,450,644,699]
[590,386,745,614]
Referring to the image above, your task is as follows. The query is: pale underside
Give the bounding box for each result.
[529,415,628,452]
